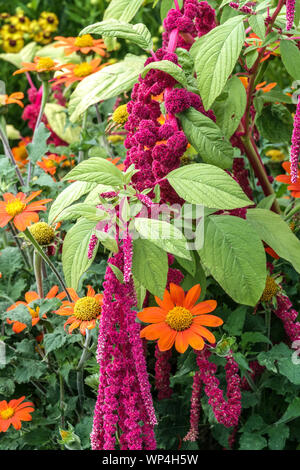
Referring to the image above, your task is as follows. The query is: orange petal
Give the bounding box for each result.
[157,329,177,351]
[25,291,39,303]
[187,331,205,350]
[282,161,291,173]
[191,300,217,315]
[67,288,79,302]
[194,314,223,327]
[140,322,166,340]
[68,319,81,333]
[138,307,166,324]
[275,175,290,184]
[155,289,174,311]
[184,284,201,309]
[46,285,59,299]
[169,283,185,306]
[13,212,39,231]
[86,285,95,297]
[175,331,189,354]
[191,323,216,344]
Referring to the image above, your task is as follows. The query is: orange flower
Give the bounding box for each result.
[13,56,66,76]
[239,76,249,89]
[0,92,24,108]
[138,283,223,354]
[256,81,277,93]
[12,137,31,167]
[264,246,279,260]
[246,33,279,63]
[37,153,67,175]
[276,161,300,198]
[0,397,34,432]
[0,190,52,231]
[108,156,124,171]
[6,286,62,333]
[54,35,107,57]
[53,58,106,87]
[54,285,103,335]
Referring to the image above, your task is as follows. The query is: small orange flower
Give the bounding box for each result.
[108,156,124,171]
[256,81,277,93]
[7,286,62,333]
[13,56,66,76]
[0,92,24,108]
[276,161,300,198]
[12,137,31,167]
[239,76,249,89]
[138,283,223,354]
[54,35,107,57]
[54,286,103,335]
[265,246,280,260]
[0,190,52,231]
[37,153,67,175]
[53,58,106,87]
[0,397,34,432]
[246,33,279,63]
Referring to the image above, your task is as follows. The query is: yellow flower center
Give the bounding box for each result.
[260,276,279,302]
[29,222,55,246]
[36,57,55,71]
[112,104,129,125]
[74,35,94,47]
[5,199,26,217]
[73,63,93,77]
[0,407,14,420]
[45,159,55,168]
[73,296,100,321]
[27,305,40,319]
[165,306,193,331]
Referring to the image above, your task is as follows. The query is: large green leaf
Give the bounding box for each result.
[198,215,266,306]
[44,103,81,145]
[55,203,107,223]
[256,103,293,143]
[141,60,188,88]
[249,14,266,39]
[280,39,300,80]
[134,218,191,260]
[179,108,234,168]
[62,218,98,289]
[104,0,144,21]
[48,181,96,224]
[132,238,168,298]
[80,20,152,51]
[26,123,50,164]
[246,208,300,274]
[69,55,145,122]
[0,41,38,68]
[167,163,252,209]
[63,157,124,186]
[212,76,247,139]
[190,16,245,109]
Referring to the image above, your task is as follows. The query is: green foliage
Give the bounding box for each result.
[280,39,300,80]
[256,103,293,143]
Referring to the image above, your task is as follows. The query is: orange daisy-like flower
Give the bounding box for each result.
[138,283,223,354]
[54,34,107,57]
[256,81,277,93]
[0,92,24,108]
[246,33,279,63]
[53,58,106,87]
[0,190,52,231]
[276,161,300,198]
[13,56,66,76]
[0,397,34,432]
[12,137,31,167]
[37,153,67,176]
[108,156,124,171]
[54,285,103,335]
[7,286,62,333]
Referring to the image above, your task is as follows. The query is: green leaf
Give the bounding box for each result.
[246,208,300,274]
[267,424,289,450]
[256,103,293,143]
[104,0,144,22]
[249,14,266,39]
[108,263,124,283]
[241,332,272,349]
[0,41,38,68]
[223,305,247,336]
[179,108,234,168]
[132,238,168,298]
[56,203,107,223]
[257,195,275,210]
[190,16,246,109]
[280,39,300,80]
[160,0,183,20]
[63,157,124,186]
[239,433,267,450]
[44,332,67,355]
[5,304,31,327]
[134,218,191,260]
[26,123,50,164]
[167,163,252,209]
[0,247,24,276]
[48,181,97,224]
[81,20,152,51]
[276,398,300,425]
[62,218,98,289]
[69,55,145,122]
[0,377,15,396]
[141,60,188,87]
[198,215,266,306]
[175,250,196,276]
[15,359,47,383]
[133,275,147,311]
[44,103,81,145]
[212,76,247,139]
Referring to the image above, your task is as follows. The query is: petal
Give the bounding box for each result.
[23,190,42,204]
[191,300,217,315]
[157,329,176,351]
[0,214,13,228]
[86,285,95,297]
[275,175,290,184]
[68,319,81,333]
[175,331,189,354]
[12,321,27,333]
[140,322,167,340]
[191,324,216,344]
[155,289,174,311]
[0,418,12,432]
[194,314,223,327]
[183,284,201,309]
[9,397,25,409]
[169,283,185,306]
[46,285,59,299]
[138,307,167,324]
[282,161,291,173]
[187,331,205,350]
[14,212,39,231]
[66,288,79,302]
[25,291,39,303]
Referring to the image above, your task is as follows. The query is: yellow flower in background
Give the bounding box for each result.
[34,30,52,44]
[2,36,24,53]
[38,12,58,32]
[28,20,40,37]
[1,23,19,37]
[265,149,286,162]
[10,13,31,32]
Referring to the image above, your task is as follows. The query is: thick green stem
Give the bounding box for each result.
[77,329,92,411]
[78,111,87,163]
[24,228,72,301]
[33,251,44,298]
[59,373,65,428]
[8,222,32,270]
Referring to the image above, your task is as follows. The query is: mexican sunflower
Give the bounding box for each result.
[13,56,66,75]
[138,283,223,354]
[0,191,52,231]
[53,58,106,87]
[0,397,34,432]
[276,161,300,198]
[54,285,103,335]
[37,154,67,176]
[0,92,24,108]
[12,137,31,167]
[6,285,62,333]
[54,34,107,57]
